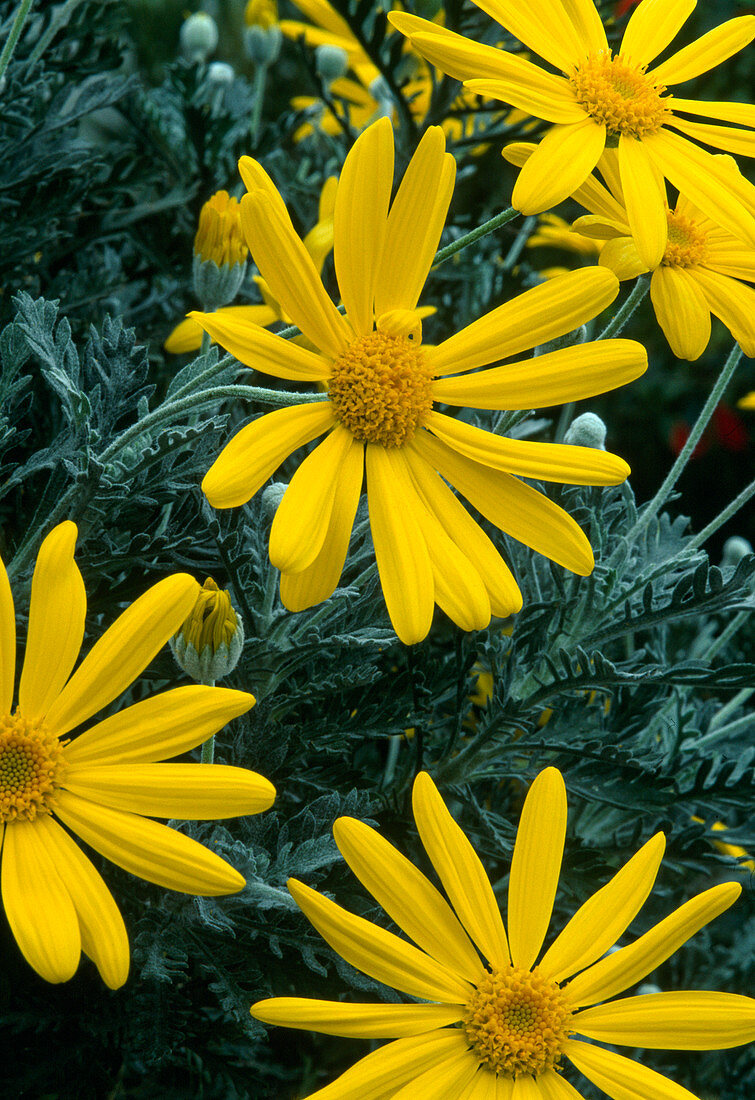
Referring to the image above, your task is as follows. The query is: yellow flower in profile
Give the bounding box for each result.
[0,522,275,988]
[193,119,647,645]
[194,190,248,268]
[390,1,755,269]
[252,768,755,1098]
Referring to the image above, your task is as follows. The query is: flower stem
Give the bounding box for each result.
[686,478,755,554]
[596,273,650,340]
[432,207,519,268]
[0,0,34,82]
[250,63,267,144]
[201,679,216,763]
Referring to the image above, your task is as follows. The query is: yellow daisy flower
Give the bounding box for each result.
[0,522,275,989]
[252,767,755,1099]
[389,0,755,269]
[193,118,647,645]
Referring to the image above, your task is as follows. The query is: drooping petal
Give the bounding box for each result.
[688,266,755,356]
[366,445,434,645]
[508,768,567,970]
[539,833,666,983]
[669,116,755,159]
[566,1039,700,1100]
[287,877,473,1004]
[0,549,15,716]
[565,881,741,1008]
[334,117,394,337]
[19,521,86,723]
[572,991,755,1049]
[428,268,620,376]
[45,574,199,738]
[512,120,606,215]
[432,340,647,411]
[32,814,128,990]
[202,402,336,509]
[269,425,358,574]
[650,16,755,86]
[375,126,456,316]
[188,310,331,381]
[54,789,246,895]
[619,0,696,69]
[250,997,464,1038]
[333,816,482,982]
[1,819,80,983]
[412,771,510,969]
[391,1041,479,1100]
[599,237,649,280]
[618,135,668,269]
[650,265,712,360]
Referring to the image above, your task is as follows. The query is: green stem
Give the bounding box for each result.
[596,274,650,340]
[432,207,519,268]
[708,682,754,731]
[686,478,755,554]
[0,0,34,82]
[201,679,216,763]
[260,560,278,631]
[250,63,267,144]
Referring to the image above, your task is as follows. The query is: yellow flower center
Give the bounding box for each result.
[328,331,434,447]
[662,209,709,267]
[569,53,671,139]
[0,713,66,824]
[463,965,573,1078]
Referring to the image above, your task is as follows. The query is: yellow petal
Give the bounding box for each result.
[1,819,80,983]
[375,126,456,316]
[536,1070,584,1100]
[504,141,625,222]
[65,686,255,765]
[670,115,755,159]
[508,768,567,969]
[333,816,482,982]
[188,310,331,381]
[459,56,586,123]
[620,0,695,68]
[33,814,129,990]
[412,430,594,576]
[687,266,755,356]
[459,1069,503,1100]
[671,98,755,126]
[240,191,350,358]
[650,15,755,86]
[252,997,463,1038]
[704,251,755,281]
[432,340,647,411]
[391,1042,478,1100]
[203,402,335,510]
[427,412,630,486]
[650,265,711,360]
[269,425,360,574]
[63,763,275,819]
[366,445,434,645]
[618,135,667,269]
[565,881,741,1008]
[512,120,606,215]
[566,1038,700,1100]
[238,156,295,226]
[559,0,608,55]
[45,574,200,738]
[287,877,473,1004]
[540,833,665,983]
[572,991,755,1049]
[572,215,631,240]
[511,1079,541,1100]
[19,521,86,723]
[599,237,649,280]
[412,771,510,969]
[467,1,588,70]
[54,789,246,895]
[164,316,204,354]
[334,117,394,337]
[0,548,16,716]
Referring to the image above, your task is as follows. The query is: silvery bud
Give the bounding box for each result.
[180,12,218,63]
[564,412,607,450]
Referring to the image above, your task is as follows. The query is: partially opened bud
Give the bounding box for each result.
[192,191,248,308]
[170,578,244,683]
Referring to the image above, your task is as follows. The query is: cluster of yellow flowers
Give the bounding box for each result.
[4,0,754,1097]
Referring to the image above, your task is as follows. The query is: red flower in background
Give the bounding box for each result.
[668,403,749,458]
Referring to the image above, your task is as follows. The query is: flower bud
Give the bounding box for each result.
[316,44,349,83]
[564,412,607,450]
[261,481,286,520]
[721,536,753,568]
[207,61,235,85]
[170,578,244,683]
[192,191,248,309]
[245,24,282,65]
[180,12,218,63]
[245,0,278,28]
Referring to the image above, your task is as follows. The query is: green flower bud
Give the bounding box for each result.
[245,24,282,66]
[180,12,218,63]
[316,44,349,83]
[721,536,753,568]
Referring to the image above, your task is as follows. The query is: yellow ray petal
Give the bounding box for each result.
[618,135,667,269]
[620,0,696,68]
[508,767,566,969]
[427,412,630,486]
[45,574,199,738]
[241,192,350,358]
[464,75,586,123]
[539,833,666,983]
[188,310,331,381]
[504,142,626,222]
[688,266,755,356]
[599,237,648,280]
[0,551,14,715]
[412,770,510,969]
[376,126,456,316]
[428,268,619,376]
[559,0,608,56]
[65,686,255,765]
[18,521,86,723]
[366,445,434,645]
[650,15,755,86]
[670,115,755,159]
[496,1078,516,1100]
[334,117,394,337]
[333,816,482,982]
[62,763,275,820]
[566,1038,700,1100]
[238,157,295,227]
[54,789,246,895]
[432,340,647,411]
[1,819,80,983]
[33,814,128,990]
[650,265,711,360]
[536,1070,584,1100]
[391,1042,478,1100]
[202,401,335,509]
[512,120,606,215]
[459,1069,502,1100]
[251,997,464,1038]
[287,877,473,1004]
[704,251,755,281]
[412,430,594,576]
[565,881,741,1008]
[572,991,755,1049]
[166,306,279,355]
[165,316,204,355]
[470,0,588,70]
[671,98,755,127]
[572,215,631,240]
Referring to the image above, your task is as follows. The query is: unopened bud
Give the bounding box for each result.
[564,412,607,450]
[180,12,218,63]
[316,44,349,83]
[170,577,244,683]
[721,536,753,567]
[245,24,282,65]
[261,481,286,519]
[207,61,235,84]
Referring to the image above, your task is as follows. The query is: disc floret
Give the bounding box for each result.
[0,712,66,823]
[570,52,670,138]
[662,210,709,267]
